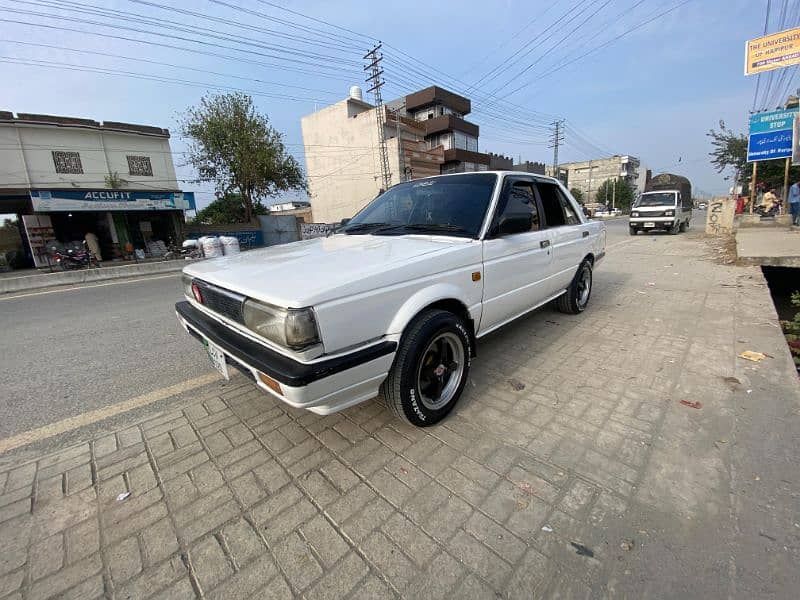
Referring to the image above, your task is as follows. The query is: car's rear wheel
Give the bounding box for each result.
[381,309,471,427]
[556,259,593,314]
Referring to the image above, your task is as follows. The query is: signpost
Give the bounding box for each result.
[747,108,798,162]
[745,26,800,76]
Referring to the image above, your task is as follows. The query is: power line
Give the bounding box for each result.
[0,40,344,96]
[0,3,363,70]
[495,0,694,101]
[0,18,357,82]
[0,56,335,103]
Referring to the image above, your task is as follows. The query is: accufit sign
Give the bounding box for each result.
[745,26,800,76]
[30,190,196,211]
[747,107,798,162]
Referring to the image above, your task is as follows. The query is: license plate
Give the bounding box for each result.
[644,222,655,228]
[204,340,229,380]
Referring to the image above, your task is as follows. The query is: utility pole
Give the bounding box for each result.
[548,119,565,181]
[395,101,406,182]
[364,43,392,192]
[612,177,617,210]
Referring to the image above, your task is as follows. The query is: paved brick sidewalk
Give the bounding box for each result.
[1,232,798,599]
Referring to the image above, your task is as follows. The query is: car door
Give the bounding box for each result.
[534,180,588,295]
[479,177,554,335]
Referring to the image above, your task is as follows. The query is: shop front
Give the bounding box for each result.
[22,190,195,267]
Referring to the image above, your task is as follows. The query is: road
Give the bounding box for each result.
[0,218,633,441]
[0,274,210,439]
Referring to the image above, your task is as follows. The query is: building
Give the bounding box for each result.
[558,155,641,203]
[301,86,492,223]
[488,153,513,170]
[0,111,194,267]
[513,160,547,176]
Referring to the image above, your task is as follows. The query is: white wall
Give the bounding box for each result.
[0,122,179,191]
[301,99,401,224]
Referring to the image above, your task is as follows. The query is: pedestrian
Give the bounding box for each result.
[789,178,800,226]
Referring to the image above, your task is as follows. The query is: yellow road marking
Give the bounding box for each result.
[0,273,180,301]
[0,372,221,454]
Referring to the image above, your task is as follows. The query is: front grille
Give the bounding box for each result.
[193,279,245,324]
[635,210,664,218]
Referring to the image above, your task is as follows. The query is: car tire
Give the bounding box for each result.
[669,221,680,234]
[556,259,593,314]
[629,226,637,236]
[679,220,687,233]
[381,309,472,427]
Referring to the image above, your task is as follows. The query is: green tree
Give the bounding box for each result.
[569,187,584,202]
[181,92,306,222]
[595,178,634,210]
[189,193,269,225]
[707,120,748,189]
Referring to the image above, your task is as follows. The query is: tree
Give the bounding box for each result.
[707,120,748,191]
[569,187,584,202]
[595,178,634,210]
[190,193,269,225]
[181,93,306,222]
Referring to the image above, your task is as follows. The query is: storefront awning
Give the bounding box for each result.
[30,190,196,212]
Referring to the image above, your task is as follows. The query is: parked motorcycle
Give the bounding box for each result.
[163,239,202,261]
[48,241,98,270]
[755,202,780,218]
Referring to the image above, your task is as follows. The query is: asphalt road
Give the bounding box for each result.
[0,274,209,439]
[0,218,634,442]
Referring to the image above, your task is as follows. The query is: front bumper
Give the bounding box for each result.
[175,301,396,414]
[629,216,677,228]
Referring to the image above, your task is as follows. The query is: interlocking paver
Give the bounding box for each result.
[3,233,800,598]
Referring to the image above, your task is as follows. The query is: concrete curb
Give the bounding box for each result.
[0,260,188,294]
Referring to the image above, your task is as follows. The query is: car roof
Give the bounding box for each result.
[407,170,560,185]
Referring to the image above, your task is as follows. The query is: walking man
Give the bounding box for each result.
[790,178,800,226]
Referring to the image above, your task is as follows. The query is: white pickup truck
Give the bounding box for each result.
[176,172,606,426]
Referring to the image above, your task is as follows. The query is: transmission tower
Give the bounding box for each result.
[364,43,392,191]
[548,119,565,180]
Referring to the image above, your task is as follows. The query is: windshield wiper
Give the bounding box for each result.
[341,222,390,234]
[373,223,472,236]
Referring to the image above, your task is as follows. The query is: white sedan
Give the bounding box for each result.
[176,172,606,426]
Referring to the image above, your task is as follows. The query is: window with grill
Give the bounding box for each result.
[126,155,153,176]
[52,151,83,174]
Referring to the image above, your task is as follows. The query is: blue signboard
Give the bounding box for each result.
[747,130,794,161]
[748,107,798,162]
[30,190,196,211]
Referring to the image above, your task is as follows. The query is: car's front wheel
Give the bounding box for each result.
[381,309,471,427]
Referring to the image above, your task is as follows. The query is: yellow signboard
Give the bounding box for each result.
[745,27,800,75]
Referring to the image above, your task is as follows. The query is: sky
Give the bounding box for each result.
[0,0,791,208]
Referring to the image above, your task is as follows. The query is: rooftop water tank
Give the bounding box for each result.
[349,86,363,101]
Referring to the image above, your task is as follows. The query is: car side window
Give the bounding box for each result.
[493,181,540,235]
[536,182,580,227]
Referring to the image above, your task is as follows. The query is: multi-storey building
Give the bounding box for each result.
[301,86,493,223]
[559,155,641,203]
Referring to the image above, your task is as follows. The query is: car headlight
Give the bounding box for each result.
[664,209,675,216]
[631,211,639,217]
[243,298,320,350]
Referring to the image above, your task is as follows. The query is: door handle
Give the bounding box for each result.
[582,231,590,238]
[540,240,550,248]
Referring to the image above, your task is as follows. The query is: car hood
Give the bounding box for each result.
[183,234,473,307]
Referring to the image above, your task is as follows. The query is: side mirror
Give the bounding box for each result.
[497,214,531,236]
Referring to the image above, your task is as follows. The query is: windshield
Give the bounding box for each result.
[635,192,677,207]
[342,173,498,238]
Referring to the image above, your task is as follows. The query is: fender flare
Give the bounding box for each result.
[386,283,478,337]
